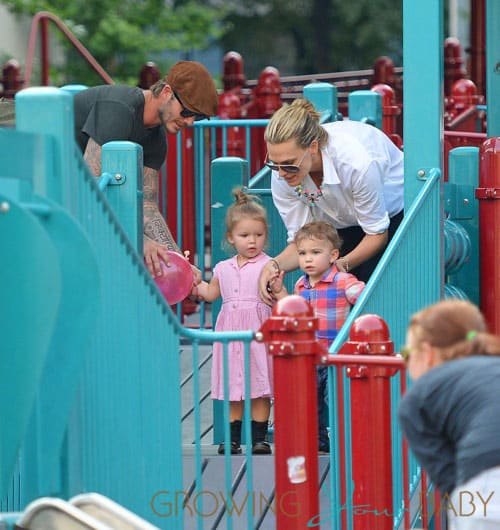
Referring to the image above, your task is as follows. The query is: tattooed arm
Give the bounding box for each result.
[143,165,181,276]
[83,137,102,176]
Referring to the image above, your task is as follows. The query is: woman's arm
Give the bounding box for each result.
[258,244,300,305]
[336,231,388,272]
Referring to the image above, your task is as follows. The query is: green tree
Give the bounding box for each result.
[218,0,402,77]
[2,0,229,85]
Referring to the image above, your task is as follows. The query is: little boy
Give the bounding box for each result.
[271,221,365,452]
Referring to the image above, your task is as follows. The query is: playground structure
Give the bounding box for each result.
[1,0,499,529]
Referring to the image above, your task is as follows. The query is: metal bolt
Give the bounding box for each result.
[115,173,123,181]
[269,344,274,351]
[0,201,10,213]
[417,169,426,177]
[255,331,263,342]
[463,198,469,205]
[321,355,328,363]
[307,321,313,328]
[293,319,299,327]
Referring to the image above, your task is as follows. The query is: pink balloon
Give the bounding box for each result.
[153,251,194,305]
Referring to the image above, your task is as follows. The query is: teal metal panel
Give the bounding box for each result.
[348,90,382,128]
[210,157,247,443]
[21,196,100,501]
[403,0,444,206]
[15,88,76,207]
[303,82,338,119]
[101,141,144,253]
[0,129,55,202]
[11,87,184,529]
[329,169,442,525]
[445,147,480,304]
[0,193,61,497]
[486,0,500,137]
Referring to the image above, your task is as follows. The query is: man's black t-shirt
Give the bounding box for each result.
[74,85,166,170]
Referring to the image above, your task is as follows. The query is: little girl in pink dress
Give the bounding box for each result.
[195,189,273,455]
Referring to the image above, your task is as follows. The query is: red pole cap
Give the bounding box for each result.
[222,51,246,91]
[256,295,328,358]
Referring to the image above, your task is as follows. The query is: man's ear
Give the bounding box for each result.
[160,84,174,99]
[309,139,319,155]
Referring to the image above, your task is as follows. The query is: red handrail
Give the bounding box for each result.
[24,11,114,87]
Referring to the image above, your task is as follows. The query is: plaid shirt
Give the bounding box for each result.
[294,265,365,348]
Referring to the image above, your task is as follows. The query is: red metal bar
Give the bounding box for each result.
[24,11,114,87]
[336,314,397,530]
[256,295,321,530]
[477,137,500,334]
[40,17,49,86]
[421,473,429,529]
[336,366,348,530]
[470,0,486,96]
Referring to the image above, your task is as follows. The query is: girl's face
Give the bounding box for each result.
[297,236,339,285]
[228,218,267,262]
[266,139,315,188]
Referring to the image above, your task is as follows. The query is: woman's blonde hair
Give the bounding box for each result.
[408,299,500,361]
[264,99,329,148]
[225,188,268,241]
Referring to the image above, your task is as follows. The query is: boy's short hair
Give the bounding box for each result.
[294,221,343,250]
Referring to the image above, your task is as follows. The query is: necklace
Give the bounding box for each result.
[294,183,323,205]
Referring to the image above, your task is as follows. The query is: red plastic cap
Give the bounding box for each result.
[348,314,390,342]
[272,295,314,317]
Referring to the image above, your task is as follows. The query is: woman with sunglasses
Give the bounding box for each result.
[258,98,404,304]
[74,61,217,282]
[398,299,500,530]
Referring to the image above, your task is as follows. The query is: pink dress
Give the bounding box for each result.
[211,252,273,400]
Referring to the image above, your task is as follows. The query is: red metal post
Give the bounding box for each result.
[338,314,396,530]
[40,16,50,86]
[476,137,500,334]
[470,0,486,97]
[217,91,244,157]
[222,51,246,93]
[1,59,24,98]
[256,295,323,530]
[371,83,402,148]
[444,37,466,96]
[243,66,282,173]
[137,61,160,89]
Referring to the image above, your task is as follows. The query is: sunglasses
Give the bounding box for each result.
[264,150,308,173]
[173,91,207,121]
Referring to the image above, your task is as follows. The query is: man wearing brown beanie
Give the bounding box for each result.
[74,61,218,281]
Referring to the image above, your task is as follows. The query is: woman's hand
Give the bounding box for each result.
[258,259,281,305]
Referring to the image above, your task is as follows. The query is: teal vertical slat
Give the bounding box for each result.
[403,0,444,206]
[210,157,247,443]
[0,193,61,500]
[303,82,338,118]
[15,87,76,208]
[348,90,382,128]
[101,141,144,253]
[445,147,480,304]
[486,0,499,137]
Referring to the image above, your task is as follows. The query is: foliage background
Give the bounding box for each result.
[1,0,402,85]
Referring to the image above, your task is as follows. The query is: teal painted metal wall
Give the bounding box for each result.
[0,88,184,529]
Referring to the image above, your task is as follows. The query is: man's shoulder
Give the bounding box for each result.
[76,85,142,105]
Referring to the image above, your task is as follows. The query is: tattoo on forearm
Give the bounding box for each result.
[143,166,180,252]
[83,138,102,176]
